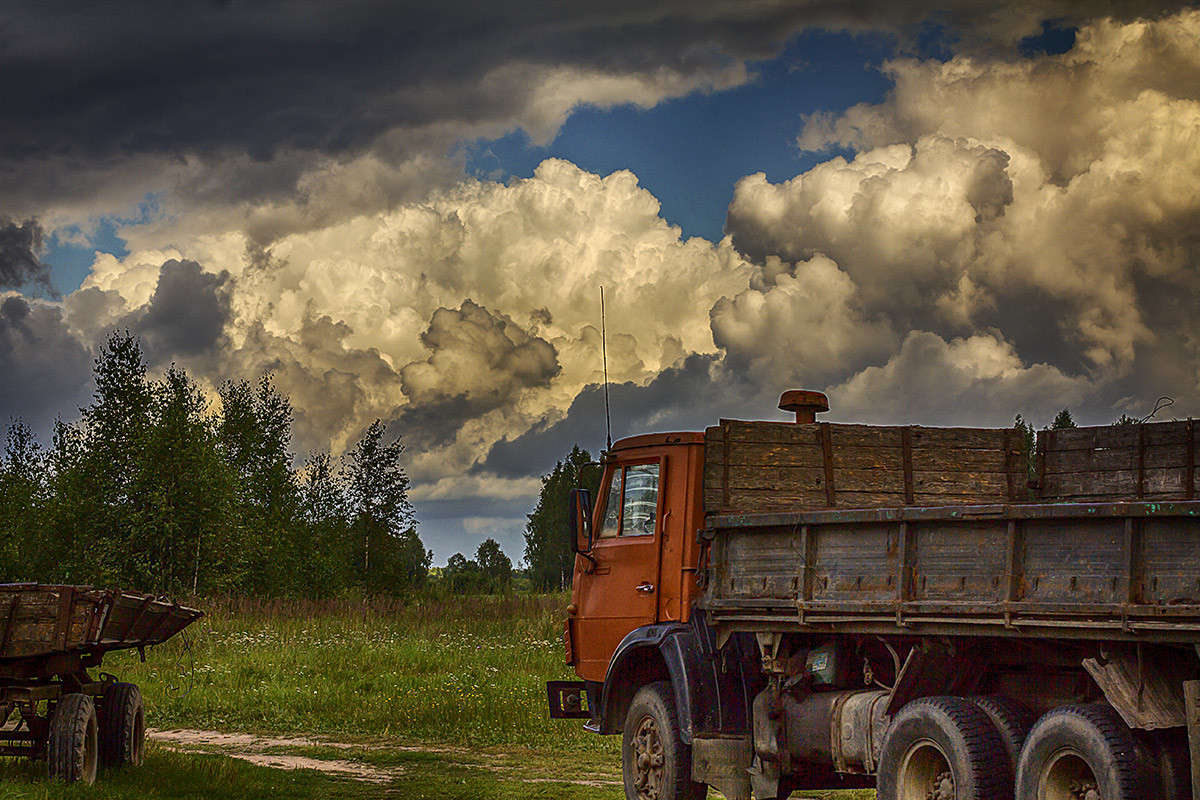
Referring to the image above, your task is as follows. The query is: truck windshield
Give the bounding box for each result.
[595,463,660,539]
[621,464,659,536]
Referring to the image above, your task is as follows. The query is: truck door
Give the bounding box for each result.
[573,456,665,681]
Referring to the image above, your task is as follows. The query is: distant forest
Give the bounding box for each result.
[0,333,538,597]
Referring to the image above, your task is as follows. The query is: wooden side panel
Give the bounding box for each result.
[912,522,1007,602]
[810,524,897,604]
[1019,518,1127,604]
[704,420,1024,514]
[1037,420,1199,502]
[1141,518,1200,605]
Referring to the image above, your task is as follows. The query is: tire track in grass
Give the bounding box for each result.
[148,728,622,788]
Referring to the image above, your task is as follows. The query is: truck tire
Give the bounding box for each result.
[1015,703,1152,800]
[968,695,1034,782]
[876,695,1009,800]
[47,693,98,784]
[621,681,706,800]
[99,682,145,768]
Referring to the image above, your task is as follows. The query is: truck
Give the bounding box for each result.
[546,390,1200,800]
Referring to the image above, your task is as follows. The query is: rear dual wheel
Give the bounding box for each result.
[877,696,1010,800]
[1016,703,1157,800]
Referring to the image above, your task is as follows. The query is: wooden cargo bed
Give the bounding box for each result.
[699,500,1200,644]
[699,418,1200,644]
[0,584,201,662]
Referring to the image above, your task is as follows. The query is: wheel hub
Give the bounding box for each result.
[632,715,665,800]
[929,770,955,800]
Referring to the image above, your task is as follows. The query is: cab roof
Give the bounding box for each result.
[609,431,704,451]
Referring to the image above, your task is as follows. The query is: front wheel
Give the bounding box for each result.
[621,681,706,800]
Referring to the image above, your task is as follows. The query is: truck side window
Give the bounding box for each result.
[621,464,659,537]
[597,469,623,539]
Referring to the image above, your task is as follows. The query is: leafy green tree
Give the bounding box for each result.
[342,420,428,592]
[298,451,354,596]
[134,366,233,594]
[217,375,300,593]
[523,445,600,591]
[443,552,484,594]
[1051,408,1077,429]
[0,421,47,580]
[476,537,512,593]
[77,333,156,586]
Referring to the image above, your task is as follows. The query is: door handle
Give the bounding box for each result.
[635,582,655,594]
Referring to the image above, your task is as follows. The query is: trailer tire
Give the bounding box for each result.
[47,693,98,785]
[621,681,706,800]
[1015,703,1151,800]
[877,695,1009,800]
[968,695,1034,782]
[99,682,144,768]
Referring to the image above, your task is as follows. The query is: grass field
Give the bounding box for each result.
[0,594,873,799]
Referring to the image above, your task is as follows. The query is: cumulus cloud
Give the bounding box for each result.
[724,10,1200,421]
[828,331,1090,425]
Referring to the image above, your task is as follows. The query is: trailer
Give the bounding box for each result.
[548,390,1200,800]
[0,584,201,784]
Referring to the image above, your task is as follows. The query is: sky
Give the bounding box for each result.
[2,1,1199,565]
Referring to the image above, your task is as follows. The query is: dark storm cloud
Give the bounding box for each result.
[0,219,52,293]
[0,296,93,436]
[481,353,771,478]
[2,1,1192,215]
[129,260,232,361]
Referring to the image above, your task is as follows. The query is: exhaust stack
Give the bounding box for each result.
[778,390,829,424]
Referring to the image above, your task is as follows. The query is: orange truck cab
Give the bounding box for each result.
[546,429,763,796]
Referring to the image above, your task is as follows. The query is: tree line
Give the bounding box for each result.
[0,333,438,597]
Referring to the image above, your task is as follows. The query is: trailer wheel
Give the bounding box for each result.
[47,693,98,785]
[99,682,144,768]
[621,681,706,800]
[968,695,1034,782]
[1015,703,1152,800]
[877,695,1009,800]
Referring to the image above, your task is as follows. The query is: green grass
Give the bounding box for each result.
[2,593,872,798]
[104,593,605,751]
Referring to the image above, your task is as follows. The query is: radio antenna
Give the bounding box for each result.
[600,286,613,452]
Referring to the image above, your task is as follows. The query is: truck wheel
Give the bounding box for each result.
[1015,703,1151,800]
[968,695,1034,782]
[876,695,1009,800]
[47,693,98,784]
[99,682,144,768]
[621,681,706,800]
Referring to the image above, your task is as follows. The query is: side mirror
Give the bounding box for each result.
[568,488,593,554]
